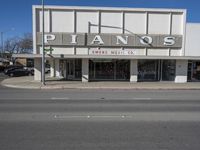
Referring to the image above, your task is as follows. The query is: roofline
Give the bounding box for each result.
[32,5,186,13]
[12,54,200,60]
[186,23,200,25]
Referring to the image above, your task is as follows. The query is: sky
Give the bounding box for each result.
[0,0,200,41]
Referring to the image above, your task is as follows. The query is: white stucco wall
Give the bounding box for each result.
[55,59,61,77]
[130,59,138,82]
[82,58,89,82]
[148,13,170,34]
[101,12,122,33]
[185,23,200,56]
[39,10,50,32]
[51,10,74,32]
[124,12,146,34]
[76,11,99,33]
[175,60,188,83]
[33,6,186,57]
[34,58,42,81]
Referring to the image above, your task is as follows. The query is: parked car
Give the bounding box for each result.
[28,67,49,75]
[4,65,23,74]
[24,67,34,75]
[0,65,5,72]
[5,68,32,77]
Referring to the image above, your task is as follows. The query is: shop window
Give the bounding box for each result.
[188,61,200,81]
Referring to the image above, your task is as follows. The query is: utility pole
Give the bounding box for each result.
[0,28,14,58]
[0,32,3,58]
[41,0,45,85]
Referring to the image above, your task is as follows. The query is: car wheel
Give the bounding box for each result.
[10,73,14,77]
[28,72,32,76]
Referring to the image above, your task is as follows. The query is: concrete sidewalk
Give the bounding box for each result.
[1,76,200,90]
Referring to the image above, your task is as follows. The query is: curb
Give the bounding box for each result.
[1,78,200,90]
[1,83,41,89]
[2,83,200,90]
[40,86,65,89]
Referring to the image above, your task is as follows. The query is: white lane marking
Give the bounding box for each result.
[98,98,152,100]
[51,97,151,100]
[54,112,200,121]
[51,97,69,100]
[54,115,130,119]
[131,98,152,100]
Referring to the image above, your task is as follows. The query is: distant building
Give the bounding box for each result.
[13,6,200,82]
[14,58,34,67]
[0,58,10,71]
[0,58,9,66]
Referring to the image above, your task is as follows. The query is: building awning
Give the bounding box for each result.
[12,54,200,60]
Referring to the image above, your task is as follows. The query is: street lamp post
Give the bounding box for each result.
[0,32,3,58]
[41,0,45,85]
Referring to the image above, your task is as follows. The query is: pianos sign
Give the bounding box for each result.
[37,33,182,48]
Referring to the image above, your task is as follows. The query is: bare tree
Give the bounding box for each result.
[4,33,33,55]
[19,33,33,54]
[4,37,20,55]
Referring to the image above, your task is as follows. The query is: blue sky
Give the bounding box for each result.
[0,0,200,41]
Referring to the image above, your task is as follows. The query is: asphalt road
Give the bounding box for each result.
[0,72,7,88]
[1,121,200,150]
[1,74,200,150]
[0,98,200,150]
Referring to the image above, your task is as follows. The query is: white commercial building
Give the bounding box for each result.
[14,5,200,83]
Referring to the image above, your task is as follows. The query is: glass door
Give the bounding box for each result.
[66,60,75,80]
[161,60,176,81]
[138,60,159,81]
[66,59,82,80]
[187,61,192,81]
[95,61,114,80]
[74,59,82,79]
[189,61,200,82]
[89,59,130,81]
[116,60,130,80]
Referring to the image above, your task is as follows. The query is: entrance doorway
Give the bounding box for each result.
[65,59,82,80]
[188,61,200,82]
[138,60,159,81]
[89,59,130,81]
[161,60,176,81]
[138,60,176,82]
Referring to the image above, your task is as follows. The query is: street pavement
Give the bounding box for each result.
[0,98,200,150]
[1,120,200,150]
[0,72,9,89]
[0,72,7,81]
[1,75,200,90]
[1,74,200,150]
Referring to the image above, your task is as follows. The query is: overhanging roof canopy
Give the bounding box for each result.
[12,54,200,60]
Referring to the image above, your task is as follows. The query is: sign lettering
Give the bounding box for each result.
[37,33,182,48]
[44,34,56,44]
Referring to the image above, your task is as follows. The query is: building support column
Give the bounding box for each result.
[130,59,138,82]
[55,59,60,77]
[34,58,42,81]
[50,59,55,77]
[63,60,66,79]
[175,60,188,83]
[82,58,89,82]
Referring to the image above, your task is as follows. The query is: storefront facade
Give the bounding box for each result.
[29,5,200,82]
